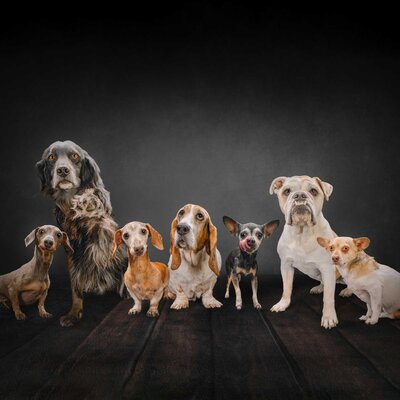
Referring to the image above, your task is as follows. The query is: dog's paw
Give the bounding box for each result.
[235,302,242,310]
[39,311,53,319]
[321,312,338,329]
[359,314,369,321]
[270,299,290,312]
[339,288,353,298]
[365,317,378,325]
[224,292,230,299]
[128,306,141,315]
[15,311,27,321]
[146,308,159,317]
[310,284,324,295]
[60,312,82,327]
[203,296,223,309]
[171,298,189,310]
[253,302,262,310]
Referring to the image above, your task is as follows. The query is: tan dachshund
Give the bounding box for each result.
[0,225,73,320]
[112,222,168,317]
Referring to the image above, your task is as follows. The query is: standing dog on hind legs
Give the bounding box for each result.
[223,216,279,310]
[36,141,127,327]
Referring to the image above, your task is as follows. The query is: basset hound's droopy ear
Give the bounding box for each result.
[112,229,123,258]
[146,224,164,250]
[206,218,220,276]
[170,218,181,270]
[314,177,333,202]
[269,176,287,195]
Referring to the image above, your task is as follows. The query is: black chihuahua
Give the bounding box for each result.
[223,216,279,310]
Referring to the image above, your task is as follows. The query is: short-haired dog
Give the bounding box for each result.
[0,225,73,320]
[223,216,279,310]
[112,222,169,317]
[318,236,400,325]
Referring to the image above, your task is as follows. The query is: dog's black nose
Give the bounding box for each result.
[44,239,53,248]
[293,192,307,200]
[134,246,144,255]
[177,223,190,236]
[57,166,70,177]
[247,238,256,246]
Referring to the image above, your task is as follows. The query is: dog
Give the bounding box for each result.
[223,216,279,310]
[269,175,339,329]
[36,140,127,327]
[112,221,169,317]
[168,204,222,309]
[0,225,73,320]
[318,236,400,325]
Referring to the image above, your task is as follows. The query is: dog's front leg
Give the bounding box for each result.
[127,288,142,315]
[251,275,261,309]
[364,286,383,325]
[9,286,26,320]
[60,286,83,327]
[202,278,223,309]
[171,285,189,310]
[147,288,164,317]
[320,266,338,329]
[231,273,243,310]
[270,261,294,312]
[38,289,52,318]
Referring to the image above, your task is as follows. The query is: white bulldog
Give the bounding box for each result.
[269,175,338,329]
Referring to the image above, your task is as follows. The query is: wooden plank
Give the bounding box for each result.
[35,298,160,400]
[211,279,309,400]
[258,275,400,399]
[122,299,214,400]
[0,291,120,400]
[303,282,400,391]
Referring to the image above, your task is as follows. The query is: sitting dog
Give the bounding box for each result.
[269,175,339,329]
[223,216,279,310]
[0,225,73,320]
[318,236,400,325]
[112,222,169,317]
[168,204,222,309]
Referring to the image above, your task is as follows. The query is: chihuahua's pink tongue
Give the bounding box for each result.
[240,239,250,251]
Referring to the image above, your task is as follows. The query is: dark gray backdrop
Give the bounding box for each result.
[1,6,399,277]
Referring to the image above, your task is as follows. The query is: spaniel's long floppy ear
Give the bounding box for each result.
[24,228,38,247]
[112,229,123,258]
[206,218,220,276]
[314,177,333,201]
[62,232,74,253]
[36,158,53,194]
[146,224,164,250]
[170,218,181,269]
[269,176,287,195]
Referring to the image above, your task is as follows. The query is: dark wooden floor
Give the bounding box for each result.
[0,274,399,400]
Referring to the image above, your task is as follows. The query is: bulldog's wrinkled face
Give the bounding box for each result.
[317,236,370,266]
[270,176,333,227]
[118,222,151,257]
[71,189,105,220]
[174,204,210,251]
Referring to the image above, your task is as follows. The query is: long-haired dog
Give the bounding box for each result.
[36,141,126,327]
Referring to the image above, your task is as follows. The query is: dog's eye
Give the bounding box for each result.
[257,233,263,239]
[196,213,204,221]
[56,232,62,238]
[240,232,247,239]
[39,229,45,235]
[141,229,147,235]
[178,209,185,217]
[123,233,129,239]
[310,188,319,196]
[283,188,291,196]
[342,246,349,252]
[329,245,334,252]
[71,153,80,161]
[47,154,56,161]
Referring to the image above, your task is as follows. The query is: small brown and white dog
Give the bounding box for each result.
[168,204,222,310]
[112,221,169,317]
[0,225,73,320]
[318,236,400,325]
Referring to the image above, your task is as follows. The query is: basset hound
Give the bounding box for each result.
[168,204,223,309]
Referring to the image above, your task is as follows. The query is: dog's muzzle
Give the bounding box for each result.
[288,192,315,226]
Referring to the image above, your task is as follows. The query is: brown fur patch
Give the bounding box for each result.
[348,253,379,278]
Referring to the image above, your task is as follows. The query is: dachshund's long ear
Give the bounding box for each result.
[170,218,181,270]
[62,232,74,253]
[112,229,123,258]
[206,218,220,276]
[25,228,38,247]
[36,159,52,193]
[146,224,164,250]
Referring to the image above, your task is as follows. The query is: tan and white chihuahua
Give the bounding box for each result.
[317,236,400,325]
